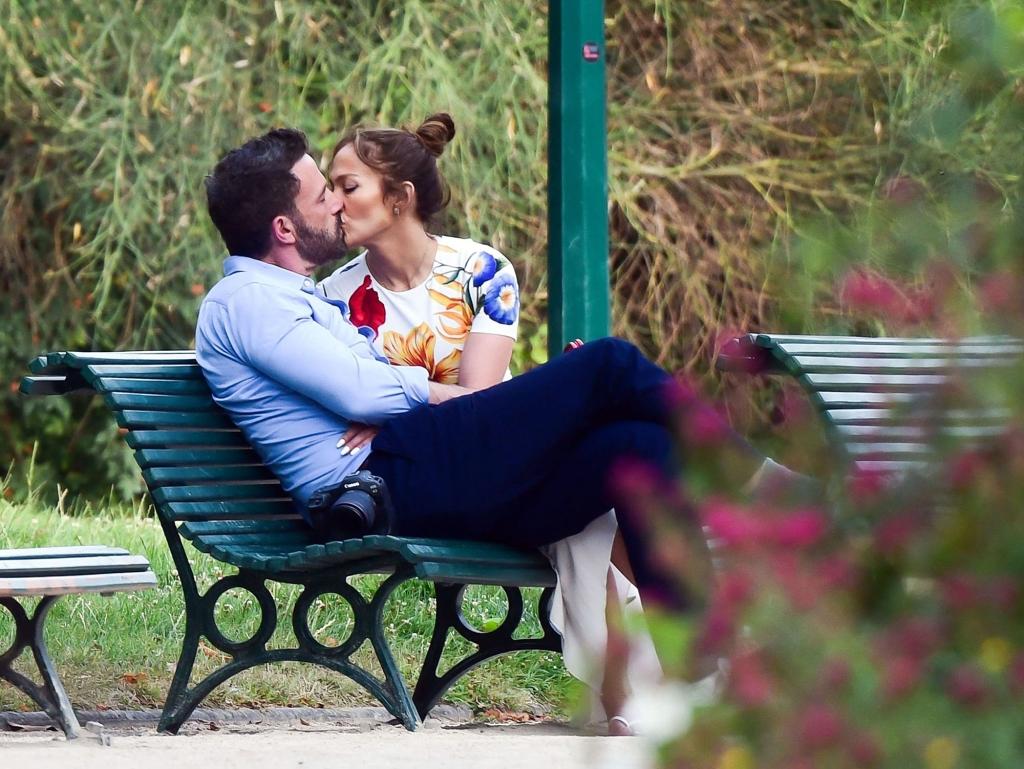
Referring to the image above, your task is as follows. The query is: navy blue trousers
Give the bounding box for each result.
[364,337,703,607]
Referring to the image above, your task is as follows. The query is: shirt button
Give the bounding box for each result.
[303,278,313,289]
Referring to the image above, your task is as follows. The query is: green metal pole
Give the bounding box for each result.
[548,0,610,358]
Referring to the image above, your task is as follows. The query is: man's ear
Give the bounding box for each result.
[271,214,297,246]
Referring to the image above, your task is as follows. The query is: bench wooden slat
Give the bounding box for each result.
[106,392,223,412]
[415,561,557,587]
[29,351,195,374]
[0,571,158,597]
[179,519,305,536]
[86,364,204,380]
[95,377,212,395]
[116,410,237,429]
[152,483,287,504]
[144,465,276,486]
[0,554,152,578]
[19,375,92,396]
[169,501,299,522]
[126,429,248,449]
[135,447,261,468]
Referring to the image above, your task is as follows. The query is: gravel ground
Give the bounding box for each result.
[0,710,650,769]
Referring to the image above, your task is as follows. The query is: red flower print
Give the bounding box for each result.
[349,276,386,337]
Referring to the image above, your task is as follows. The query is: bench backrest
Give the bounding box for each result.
[720,334,1022,475]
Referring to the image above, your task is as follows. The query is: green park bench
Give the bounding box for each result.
[716,333,1022,477]
[0,545,157,738]
[19,351,560,733]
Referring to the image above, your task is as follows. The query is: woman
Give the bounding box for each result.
[319,113,659,734]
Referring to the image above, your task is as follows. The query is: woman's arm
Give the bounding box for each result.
[458,332,514,390]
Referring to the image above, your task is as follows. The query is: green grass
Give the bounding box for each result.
[0,498,575,715]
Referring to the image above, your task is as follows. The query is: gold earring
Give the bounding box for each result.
[392,205,400,216]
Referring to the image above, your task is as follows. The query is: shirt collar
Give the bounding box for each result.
[223,255,318,295]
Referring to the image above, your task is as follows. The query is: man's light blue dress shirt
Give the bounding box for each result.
[195,256,430,509]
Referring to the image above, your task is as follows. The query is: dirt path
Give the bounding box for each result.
[1,722,649,769]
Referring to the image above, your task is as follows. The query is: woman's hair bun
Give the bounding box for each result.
[414,113,456,157]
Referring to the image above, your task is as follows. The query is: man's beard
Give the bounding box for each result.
[294,214,346,267]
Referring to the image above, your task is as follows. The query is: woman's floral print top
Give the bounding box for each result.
[319,235,520,384]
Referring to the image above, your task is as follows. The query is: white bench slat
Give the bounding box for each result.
[803,373,950,390]
[833,424,1006,441]
[0,545,130,560]
[757,334,1017,346]
[0,554,151,577]
[824,407,1011,424]
[0,571,157,597]
[778,342,1023,357]
[790,355,1015,373]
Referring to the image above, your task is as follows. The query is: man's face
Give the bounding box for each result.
[289,154,346,266]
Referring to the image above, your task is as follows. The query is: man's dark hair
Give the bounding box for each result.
[205,128,309,258]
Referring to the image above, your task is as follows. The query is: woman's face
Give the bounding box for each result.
[330,143,397,248]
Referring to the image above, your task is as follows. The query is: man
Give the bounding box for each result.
[197,128,777,609]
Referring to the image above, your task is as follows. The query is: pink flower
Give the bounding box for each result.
[947,450,986,491]
[716,571,754,609]
[882,655,923,701]
[770,508,828,548]
[846,467,890,503]
[838,268,934,324]
[817,555,858,590]
[797,704,846,751]
[886,616,944,658]
[697,605,737,655]
[682,404,731,447]
[818,658,852,695]
[941,573,982,611]
[874,512,925,557]
[730,650,776,707]
[946,664,989,708]
[701,500,765,548]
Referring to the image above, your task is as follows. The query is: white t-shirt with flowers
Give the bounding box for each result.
[319,235,520,383]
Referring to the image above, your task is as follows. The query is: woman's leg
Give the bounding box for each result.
[373,337,759,538]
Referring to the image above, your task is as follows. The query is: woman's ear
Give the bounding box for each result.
[388,182,416,217]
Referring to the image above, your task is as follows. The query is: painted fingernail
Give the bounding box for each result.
[339,445,351,456]
[336,438,346,448]
[350,447,361,456]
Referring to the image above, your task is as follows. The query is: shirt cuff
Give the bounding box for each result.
[394,365,430,405]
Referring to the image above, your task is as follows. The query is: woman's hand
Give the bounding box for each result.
[337,423,380,456]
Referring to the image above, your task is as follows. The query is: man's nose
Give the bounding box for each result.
[330,189,344,214]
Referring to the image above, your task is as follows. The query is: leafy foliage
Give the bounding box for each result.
[1,0,1019,500]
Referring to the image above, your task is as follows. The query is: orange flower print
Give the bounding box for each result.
[429,287,474,345]
[382,323,462,384]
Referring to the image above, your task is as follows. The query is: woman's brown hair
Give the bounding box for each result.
[333,113,456,223]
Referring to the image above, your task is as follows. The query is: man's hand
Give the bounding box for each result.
[428,381,473,404]
[337,423,380,456]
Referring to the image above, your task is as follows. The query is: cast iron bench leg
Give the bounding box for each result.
[413,584,561,719]
[0,596,81,738]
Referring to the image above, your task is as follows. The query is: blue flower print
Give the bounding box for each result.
[318,294,352,323]
[482,274,519,325]
[469,250,498,287]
